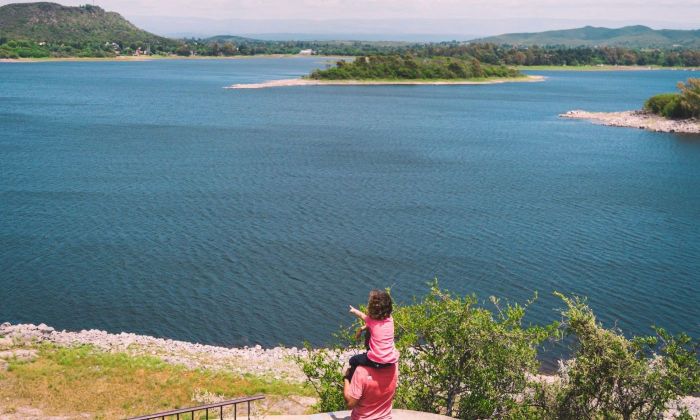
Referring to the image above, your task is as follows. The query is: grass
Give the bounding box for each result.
[0,344,312,419]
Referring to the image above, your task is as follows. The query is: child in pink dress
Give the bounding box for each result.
[346,289,399,380]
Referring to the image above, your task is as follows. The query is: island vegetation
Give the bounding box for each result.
[561,78,700,133]
[308,55,522,80]
[644,78,700,119]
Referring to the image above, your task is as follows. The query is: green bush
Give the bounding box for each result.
[393,284,557,418]
[644,93,678,114]
[295,284,700,419]
[542,293,700,420]
[294,345,346,413]
[677,78,700,118]
[644,78,700,119]
[661,96,692,119]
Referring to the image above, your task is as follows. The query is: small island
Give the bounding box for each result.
[561,78,700,134]
[227,55,544,89]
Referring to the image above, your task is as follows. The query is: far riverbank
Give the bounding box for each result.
[0,54,352,63]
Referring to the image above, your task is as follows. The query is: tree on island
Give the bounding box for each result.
[644,78,700,119]
[308,55,521,80]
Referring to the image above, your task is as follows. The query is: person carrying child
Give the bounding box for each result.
[346,289,399,380]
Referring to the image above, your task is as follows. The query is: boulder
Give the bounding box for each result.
[0,336,12,349]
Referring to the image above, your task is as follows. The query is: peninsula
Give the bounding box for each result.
[561,78,700,134]
[228,55,543,89]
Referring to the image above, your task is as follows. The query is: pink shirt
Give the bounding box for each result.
[348,364,398,420]
[365,316,399,364]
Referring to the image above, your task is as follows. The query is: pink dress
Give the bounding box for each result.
[365,316,399,364]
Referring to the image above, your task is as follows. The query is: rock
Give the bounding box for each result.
[0,336,13,349]
[560,109,700,134]
[0,359,7,371]
[0,349,38,362]
[37,323,54,334]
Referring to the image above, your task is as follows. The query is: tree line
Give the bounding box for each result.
[2,36,700,67]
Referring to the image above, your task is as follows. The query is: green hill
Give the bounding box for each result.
[474,25,700,48]
[0,2,175,47]
[203,35,261,44]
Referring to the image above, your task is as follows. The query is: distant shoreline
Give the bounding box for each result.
[518,64,700,72]
[0,54,352,63]
[227,75,545,89]
[560,110,700,134]
[1,57,696,72]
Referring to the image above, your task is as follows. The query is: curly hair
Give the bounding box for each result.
[367,289,393,320]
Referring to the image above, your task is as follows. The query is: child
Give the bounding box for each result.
[346,289,399,380]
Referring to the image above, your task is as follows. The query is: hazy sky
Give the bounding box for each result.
[2,0,699,37]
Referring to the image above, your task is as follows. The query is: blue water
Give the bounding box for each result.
[1,59,699,362]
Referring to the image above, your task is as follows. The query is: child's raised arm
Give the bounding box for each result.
[349,305,367,321]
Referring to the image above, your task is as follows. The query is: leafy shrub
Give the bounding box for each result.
[393,284,557,418]
[677,78,700,118]
[644,93,679,114]
[295,284,700,419]
[645,78,700,119]
[294,345,347,413]
[661,96,692,119]
[542,293,700,420]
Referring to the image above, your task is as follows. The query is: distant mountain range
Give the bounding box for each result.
[474,25,700,48]
[0,2,176,47]
[1,3,700,51]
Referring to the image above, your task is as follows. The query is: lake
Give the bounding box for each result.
[1,58,698,362]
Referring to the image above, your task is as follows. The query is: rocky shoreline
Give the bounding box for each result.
[0,322,325,382]
[560,109,700,134]
[1,322,698,418]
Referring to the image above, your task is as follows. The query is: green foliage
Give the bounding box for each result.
[393,282,557,418]
[294,344,347,413]
[677,78,700,118]
[544,293,700,420]
[644,78,700,119]
[295,284,699,419]
[0,3,175,47]
[309,55,522,80]
[644,93,680,114]
[1,4,699,64]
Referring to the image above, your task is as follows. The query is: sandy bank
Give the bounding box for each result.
[227,75,545,89]
[560,110,700,134]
